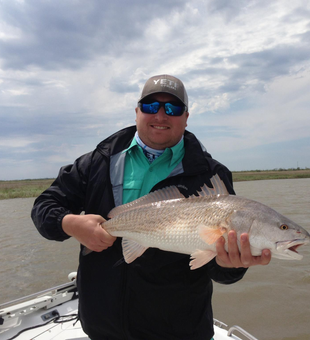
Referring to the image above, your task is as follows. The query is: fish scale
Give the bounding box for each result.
[105,196,238,252]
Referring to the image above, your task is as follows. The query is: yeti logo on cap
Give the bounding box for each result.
[153,78,178,91]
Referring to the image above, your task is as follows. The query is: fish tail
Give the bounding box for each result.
[82,247,92,256]
[113,257,125,267]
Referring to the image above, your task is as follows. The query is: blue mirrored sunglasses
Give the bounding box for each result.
[138,101,187,116]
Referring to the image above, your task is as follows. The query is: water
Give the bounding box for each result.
[0,198,80,300]
[0,179,309,340]
[213,179,310,340]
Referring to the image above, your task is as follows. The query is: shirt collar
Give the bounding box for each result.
[123,135,139,152]
[123,133,184,167]
[164,137,184,167]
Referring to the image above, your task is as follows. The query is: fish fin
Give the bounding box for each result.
[210,174,230,195]
[195,174,229,198]
[122,238,148,263]
[108,174,228,218]
[108,186,185,218]
[190,249,217,270]
[198,224,227,245]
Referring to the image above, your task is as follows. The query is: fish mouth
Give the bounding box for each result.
[275,239,309,260]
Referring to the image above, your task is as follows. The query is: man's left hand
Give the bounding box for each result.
[215,230,271,268]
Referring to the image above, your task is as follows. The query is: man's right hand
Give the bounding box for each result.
[62,214,116,252]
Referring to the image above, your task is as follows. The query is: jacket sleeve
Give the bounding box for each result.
[31,152,92,242]
[206,258,247,284]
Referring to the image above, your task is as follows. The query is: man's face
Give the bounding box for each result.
[135,93,189,150]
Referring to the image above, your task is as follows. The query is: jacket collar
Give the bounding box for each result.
[182,130,211,174]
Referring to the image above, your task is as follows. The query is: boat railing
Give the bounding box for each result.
[214,318,259,340]
[0,281,77,325]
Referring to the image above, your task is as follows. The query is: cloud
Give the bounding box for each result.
[190,68,310,158]
[0,0,185,70]
[0,0,310,179]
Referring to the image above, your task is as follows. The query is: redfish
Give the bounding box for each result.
[85,175,310,269]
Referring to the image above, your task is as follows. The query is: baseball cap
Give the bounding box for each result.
[139,74,188,108]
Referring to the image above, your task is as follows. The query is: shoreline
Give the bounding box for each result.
[232,169,310,182]
[1,169,310,200]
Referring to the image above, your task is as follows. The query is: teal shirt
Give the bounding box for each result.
[122,137,185,204]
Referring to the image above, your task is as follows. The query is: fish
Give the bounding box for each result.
[84,174,310,269]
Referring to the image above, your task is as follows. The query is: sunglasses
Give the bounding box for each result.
[138,101,187,116]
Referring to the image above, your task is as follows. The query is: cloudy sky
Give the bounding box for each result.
[1,0,309,180]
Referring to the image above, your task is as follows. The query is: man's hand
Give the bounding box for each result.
[215,230,271,268]
[62,214,116,252]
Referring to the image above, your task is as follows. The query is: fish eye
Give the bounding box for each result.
[280,224,289,230]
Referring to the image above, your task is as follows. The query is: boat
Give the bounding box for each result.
[0,273,258,340]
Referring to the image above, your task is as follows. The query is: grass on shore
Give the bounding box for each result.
[0,179,54,200]
[1,169,310,200]
[232,169,310,182]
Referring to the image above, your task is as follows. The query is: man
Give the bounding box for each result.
[32,74,271,340]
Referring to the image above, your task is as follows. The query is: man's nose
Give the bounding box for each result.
[155,106,167,120]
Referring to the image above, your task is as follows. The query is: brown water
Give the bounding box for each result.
[0,179,309,340]
[213,179,310,340]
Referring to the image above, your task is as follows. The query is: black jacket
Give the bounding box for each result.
[32,126,247,340]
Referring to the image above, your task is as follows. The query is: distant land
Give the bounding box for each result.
[232,168,310,182]
[0,168,310,200]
